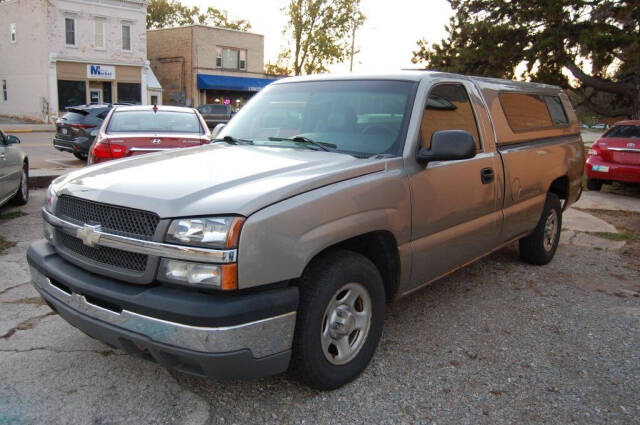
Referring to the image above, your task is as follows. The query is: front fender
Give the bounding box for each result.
[237,167,411,289]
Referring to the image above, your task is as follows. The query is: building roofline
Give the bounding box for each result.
[147,24,263,37]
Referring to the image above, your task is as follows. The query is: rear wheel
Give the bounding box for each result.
[290,250,386,390]
[519,193,562,265]
[586,178,602,191]
[10,163,29,206]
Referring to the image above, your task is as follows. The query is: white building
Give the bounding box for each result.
[0,0,161,122]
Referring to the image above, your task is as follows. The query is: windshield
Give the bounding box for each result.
[604,125,640,139]
[107,111,202,133]
[219,80,417,156]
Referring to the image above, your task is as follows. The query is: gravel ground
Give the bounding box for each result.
[1,190,639,425]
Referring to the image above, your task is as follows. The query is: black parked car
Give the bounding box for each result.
[53,104,131,160]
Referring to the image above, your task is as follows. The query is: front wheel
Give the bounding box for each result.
[519,193,562,265]
[290,250,386,390]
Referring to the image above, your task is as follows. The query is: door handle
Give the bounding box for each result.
[480,167,494,184]
[0,153,6,160]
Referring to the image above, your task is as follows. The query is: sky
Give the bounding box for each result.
[183,0,455,73]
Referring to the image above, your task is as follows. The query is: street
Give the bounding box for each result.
[1,189,638,424]
[5,131,83,172]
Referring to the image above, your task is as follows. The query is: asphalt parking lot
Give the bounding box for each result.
[1,188,639,424]
[6,131,83,171]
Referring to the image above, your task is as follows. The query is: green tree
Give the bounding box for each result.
[412,0,640,119]
[146,0,251,31]
[280,0,365,75]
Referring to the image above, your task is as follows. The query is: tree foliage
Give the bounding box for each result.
[264,52,293,76]
[280,0,365,75]
[146,0,251,31]
[412,0,640,119]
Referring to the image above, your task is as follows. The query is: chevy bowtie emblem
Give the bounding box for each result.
[151,138,162,144]
[77,224,102,247]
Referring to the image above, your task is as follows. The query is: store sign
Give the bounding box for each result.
[87,64,115,80]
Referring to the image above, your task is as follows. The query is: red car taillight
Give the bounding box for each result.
[588,143,601,157]
[90,139,127,162]
[70,123,96,129]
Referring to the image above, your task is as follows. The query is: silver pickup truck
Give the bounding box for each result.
[27,72,584,390]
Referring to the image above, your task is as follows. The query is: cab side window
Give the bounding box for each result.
[420,83,481,151]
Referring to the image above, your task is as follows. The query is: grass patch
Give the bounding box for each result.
[0,235,16,254]
[593,232,640,242]
[0,210,27,221]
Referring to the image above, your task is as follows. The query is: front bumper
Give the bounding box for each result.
[27,240,298,379]
[586,157,640,184]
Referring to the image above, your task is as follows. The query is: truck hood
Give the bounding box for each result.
[53,144,385,218]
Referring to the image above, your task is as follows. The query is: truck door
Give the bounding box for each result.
[407,82,503,291]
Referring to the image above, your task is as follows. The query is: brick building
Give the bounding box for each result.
[147,25,276,110]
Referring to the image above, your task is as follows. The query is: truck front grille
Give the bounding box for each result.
[56,195,159,240]
[58,231,148,273]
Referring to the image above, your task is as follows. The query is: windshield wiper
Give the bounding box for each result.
[268,136,337,152]
[214,135,254,145]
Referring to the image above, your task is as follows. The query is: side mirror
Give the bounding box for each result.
[416,130,476,165]
[6,135,21,145]
[211,123,226,139]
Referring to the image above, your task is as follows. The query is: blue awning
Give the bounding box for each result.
[197,74,277,92]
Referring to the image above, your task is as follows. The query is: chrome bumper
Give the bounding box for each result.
[31,266,296,358]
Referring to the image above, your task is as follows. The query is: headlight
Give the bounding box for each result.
[165,216,244,249]
[44,185,57,213]
[158,259,237,290]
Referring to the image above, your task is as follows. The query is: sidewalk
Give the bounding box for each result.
[3,123,55,133]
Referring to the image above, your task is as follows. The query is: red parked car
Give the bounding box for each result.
[88,105,211,164]
[586,120,640,191]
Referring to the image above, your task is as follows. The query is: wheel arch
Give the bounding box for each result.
[301,230,401,303]
[548,174,569,208]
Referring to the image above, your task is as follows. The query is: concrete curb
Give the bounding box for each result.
[5,128,55,134]
[28,170,67,189]
[28,175,59,189]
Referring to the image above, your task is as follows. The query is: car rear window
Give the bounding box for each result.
[107,110,202,133]
[60,110,89,123]
[604,125,640,138]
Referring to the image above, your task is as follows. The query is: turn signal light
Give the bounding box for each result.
[588,146,601,157]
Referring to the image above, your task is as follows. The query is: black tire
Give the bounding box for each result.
[73,152,87,161]
[290,250,386,390]
[10,163,29,206]
[586,178,602,191]
[519,193,562,265]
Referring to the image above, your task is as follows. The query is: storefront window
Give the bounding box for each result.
[58,80,86,110]
[117,83,141,104]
